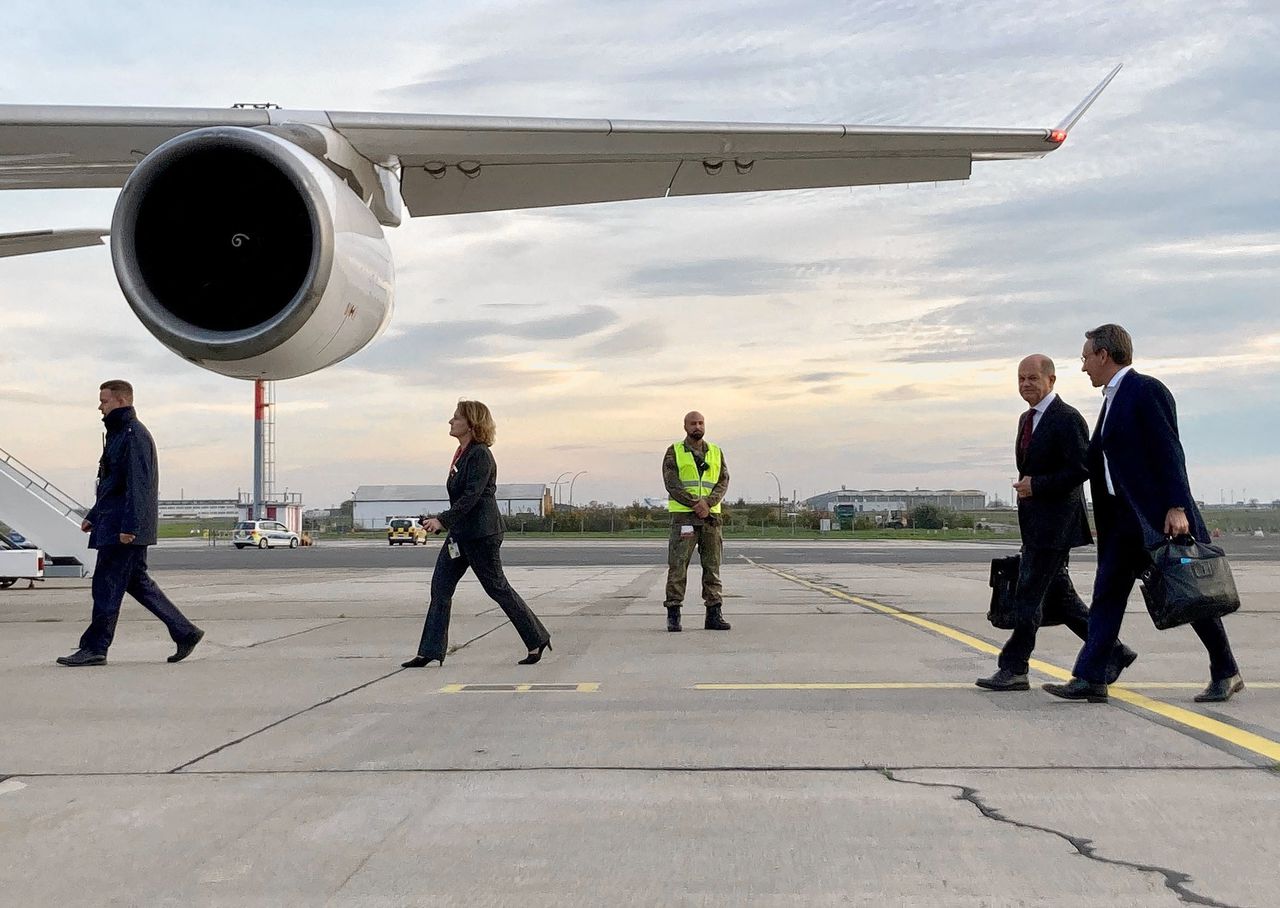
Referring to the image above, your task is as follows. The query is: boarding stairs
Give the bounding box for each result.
[0,445,92,578]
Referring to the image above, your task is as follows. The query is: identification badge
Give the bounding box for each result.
[680,525,695,539]
[448,539,461,559]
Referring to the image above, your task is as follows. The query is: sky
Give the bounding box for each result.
[2,0,1279,511]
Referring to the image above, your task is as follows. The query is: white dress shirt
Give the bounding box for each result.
[1029,390,1057,433]
[1100,365,1133,495]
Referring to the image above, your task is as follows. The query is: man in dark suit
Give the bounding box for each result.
[977,355,1135,692]
[1045,325,1244,703]
[55,380,203,666]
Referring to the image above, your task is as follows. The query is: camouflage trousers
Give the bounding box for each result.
[663,521,723,608]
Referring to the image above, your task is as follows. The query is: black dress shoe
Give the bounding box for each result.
[1105,645,1138,684]
[1194,674,1244,703]
[168,628,204,663]
[1042,678,1108,702]
[56,649,106,667]
[975,668,1029,691]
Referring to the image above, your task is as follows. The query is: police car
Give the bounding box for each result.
[232,520,301,549]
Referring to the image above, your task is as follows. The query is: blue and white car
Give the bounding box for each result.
[232,520,300,550]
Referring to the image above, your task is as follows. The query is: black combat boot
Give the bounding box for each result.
[704,604,731,630]
[666,606,682,632]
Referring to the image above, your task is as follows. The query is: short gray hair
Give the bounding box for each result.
[1085,324,1133,366]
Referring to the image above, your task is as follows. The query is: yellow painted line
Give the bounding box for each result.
[1107,687,1280,761]
[697,682,973,690]
[695,682,1280,691]
[749,558,1280,764]
[439,683,599,693]
[1121,682,1280,690]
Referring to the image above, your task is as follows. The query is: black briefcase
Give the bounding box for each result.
[987,554,1020,629]
[1139,536,1241,630]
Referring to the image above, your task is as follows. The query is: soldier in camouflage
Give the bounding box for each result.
[662,411,731,632]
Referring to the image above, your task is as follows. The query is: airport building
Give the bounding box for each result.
[803,488,987,513]
[158,498,240,519]
[353,484,551,529]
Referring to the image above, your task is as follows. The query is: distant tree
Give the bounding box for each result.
[909,504,945,529]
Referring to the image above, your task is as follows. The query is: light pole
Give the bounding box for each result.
[765,471,783,523]
[569,470,588,507]
[552,471,572,507]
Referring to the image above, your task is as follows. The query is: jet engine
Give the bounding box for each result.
[110,126,394,379]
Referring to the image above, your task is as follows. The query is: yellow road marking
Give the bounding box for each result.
[694,682,1280,691]
[749,559,1280,763]
[698,682,974,690]
[439,683,599,693]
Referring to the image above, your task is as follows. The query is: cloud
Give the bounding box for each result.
[3,0,1279,507]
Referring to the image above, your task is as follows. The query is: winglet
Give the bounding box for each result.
[1053,63,1123,137]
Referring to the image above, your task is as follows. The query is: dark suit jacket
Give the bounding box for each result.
[85,406,159,549]
[437,443,504,540]
[1017,395,1093,550]
[1088,370,1208,549]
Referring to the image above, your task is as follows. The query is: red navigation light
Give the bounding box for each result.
[1048,129,1067,144]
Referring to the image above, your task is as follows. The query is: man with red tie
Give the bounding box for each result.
[977,354,1135,692]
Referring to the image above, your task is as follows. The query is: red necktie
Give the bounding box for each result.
[1018,409,1035,456]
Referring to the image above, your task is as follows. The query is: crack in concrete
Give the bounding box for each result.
[881,770,1243,908]
[243,619,350,648]
[168,668,405,773]
[12,764,1275,780]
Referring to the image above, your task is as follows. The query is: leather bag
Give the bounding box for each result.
[987,554,1021,629]
[1139,536,1241,630]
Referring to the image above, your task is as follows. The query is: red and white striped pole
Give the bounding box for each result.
[253,379,266,520]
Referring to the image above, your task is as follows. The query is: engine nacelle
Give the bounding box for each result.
[111,126,394,379]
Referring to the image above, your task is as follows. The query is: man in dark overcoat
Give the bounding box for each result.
[1045,325,1243,703]
[56,380,203,666]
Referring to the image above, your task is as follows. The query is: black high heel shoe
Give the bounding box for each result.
[518,641,551,665]
[401,654,445,668]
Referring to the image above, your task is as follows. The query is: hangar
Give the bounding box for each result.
[353,484,551,529]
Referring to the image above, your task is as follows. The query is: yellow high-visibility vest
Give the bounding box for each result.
[668,442,722,514]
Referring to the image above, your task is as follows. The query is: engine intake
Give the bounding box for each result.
[111,126,393,379]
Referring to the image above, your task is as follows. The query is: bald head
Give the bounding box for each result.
[683,411,706,442]
[1017,354,1056,406]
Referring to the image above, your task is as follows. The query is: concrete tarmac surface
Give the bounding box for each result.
[2,541,1278,906]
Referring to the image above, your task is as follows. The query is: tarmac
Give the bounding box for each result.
[2,540,1278,906]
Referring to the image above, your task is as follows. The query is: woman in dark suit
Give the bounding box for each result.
[402,400,551,668]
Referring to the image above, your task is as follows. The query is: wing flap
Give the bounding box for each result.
[668,154,971,197]
[402,161,679,216]
[400,153,974,216]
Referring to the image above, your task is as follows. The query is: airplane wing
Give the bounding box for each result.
[0,65,1120,216]
[0,228,109,258]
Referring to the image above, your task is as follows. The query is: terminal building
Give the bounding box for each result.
[803,487,987,514]
[353,484,551,529]
[157,498,239,519]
